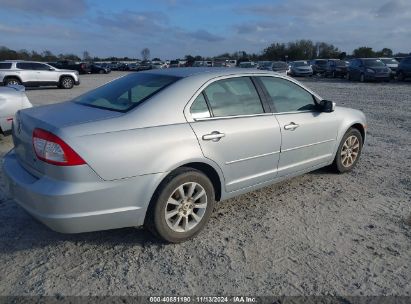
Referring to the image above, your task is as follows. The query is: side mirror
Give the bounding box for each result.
[320,100,336,112]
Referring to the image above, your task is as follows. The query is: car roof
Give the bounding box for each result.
[141,67,282,79]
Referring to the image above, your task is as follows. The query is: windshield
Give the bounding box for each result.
[74,73,180,112]
[364,59,386,67]
[316,60,327,65]
[380,58,398,64]
[293,61,309,67]
[334,60,347,67]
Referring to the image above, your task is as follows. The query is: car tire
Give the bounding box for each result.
[4,77,21,86]
[360,73,365,82]
[59,77,74,89]
[332,128,363,173]
[145,167,215,243]
[99,70,104,74]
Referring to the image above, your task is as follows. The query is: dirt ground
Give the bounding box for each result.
[0,72,410,296]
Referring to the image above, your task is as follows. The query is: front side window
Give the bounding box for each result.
[30,63,51,71]
[203,77,264,117]
[259,77,316,113]
[74,73,180,112]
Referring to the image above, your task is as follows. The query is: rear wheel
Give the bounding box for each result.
[4,77,21,86]
[332,128,363,173]
[145,168,215,243]
[360,73,365,82]
[59,77,74,89]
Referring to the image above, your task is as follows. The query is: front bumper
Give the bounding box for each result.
[365,73,390,81]
[74,79,80,85]
[2,150,161,233]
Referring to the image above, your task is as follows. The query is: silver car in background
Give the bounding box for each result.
[0,85,32,135]
[287,61,314,77]
[3,68,366,243]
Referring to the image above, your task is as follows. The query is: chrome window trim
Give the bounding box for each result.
[193,112,274,122]
[184,73,324,122]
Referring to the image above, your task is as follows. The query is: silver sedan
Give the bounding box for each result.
[0,85,32,135]
[2,68,366,242]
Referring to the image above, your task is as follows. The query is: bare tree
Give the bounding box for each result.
[141,48,150,61]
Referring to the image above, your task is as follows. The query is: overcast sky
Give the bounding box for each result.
[0,0,410,59]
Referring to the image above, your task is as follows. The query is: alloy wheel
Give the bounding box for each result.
[164,182,208,233]
[341,135,360,167]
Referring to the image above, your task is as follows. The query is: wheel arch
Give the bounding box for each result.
[3,75,22,84]
[350,123,365,144]
[59,74,75,82]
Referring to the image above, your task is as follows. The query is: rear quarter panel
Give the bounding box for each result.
[69,123,214,181]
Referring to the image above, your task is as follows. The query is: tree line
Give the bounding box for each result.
[0,40,409,63]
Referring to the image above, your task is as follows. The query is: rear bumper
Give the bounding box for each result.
[2,150,161,233]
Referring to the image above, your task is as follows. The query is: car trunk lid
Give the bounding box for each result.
[12,102,122,175]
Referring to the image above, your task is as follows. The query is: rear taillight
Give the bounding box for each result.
[32,128,85,166]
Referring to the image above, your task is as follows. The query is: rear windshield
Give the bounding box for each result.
[0,62,12,69]
[74,73,180,112]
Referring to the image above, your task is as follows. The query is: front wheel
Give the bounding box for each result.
[145,168,215,243]
[59,77,74,89]
[332,128,363,173]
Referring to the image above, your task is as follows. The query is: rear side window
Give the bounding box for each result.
[190,93,211,119]
[203,77,264,117]
[30,63,50,70]
[259,77,316,113]
[74,73,180,112]
[0,63,12,69]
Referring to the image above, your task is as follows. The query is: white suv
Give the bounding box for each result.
[0,61,80,89]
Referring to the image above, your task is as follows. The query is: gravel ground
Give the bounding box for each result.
[0,72,410,296]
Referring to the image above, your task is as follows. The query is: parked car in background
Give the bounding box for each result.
[49,60,90,74]
[310,59,328,75]
[347,58,391,82]
[287,61,313,77]
[0,60,80,89]
[152,62,166,69]
[2,68,366,243]
[0,85,32,135]
[137,61,152,71]
[325,59,348,78]
[90,64,111,74]
[169,60,180,68]
[118,63,130,71]
[396,56,411,81]
[109,62,121,70]
[239,61,257,68]
[379,58,399,78]
[258,61,288,73]
[128,63,140,71]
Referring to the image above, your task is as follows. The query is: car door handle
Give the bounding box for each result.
[284,122,299,131]
[202,131,225,141]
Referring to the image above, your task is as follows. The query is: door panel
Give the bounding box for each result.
[275,111,339,176]
[190,115,281,192]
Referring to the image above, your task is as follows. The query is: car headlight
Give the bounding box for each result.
[366,68,375,73]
